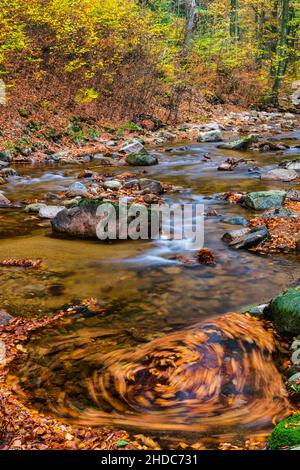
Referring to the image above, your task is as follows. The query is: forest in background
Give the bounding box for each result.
[0,0,299,137]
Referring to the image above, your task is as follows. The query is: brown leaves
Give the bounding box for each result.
[197,248,215,265]
[0,259,42,269]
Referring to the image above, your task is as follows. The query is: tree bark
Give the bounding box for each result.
[230,0,239,41]
[271,0,290,105]
[184,0,198,46]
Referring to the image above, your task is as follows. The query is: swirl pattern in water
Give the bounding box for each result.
[12,312,290,442]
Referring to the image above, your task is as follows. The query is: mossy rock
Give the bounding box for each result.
[266,286,300,334]
[269,413,300,449]
[126,153,158,166]
[244,190,286,210]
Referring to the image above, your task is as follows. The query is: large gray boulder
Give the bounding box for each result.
[261,168,298,181]
[244,190,286,210]
[197,130,223,142]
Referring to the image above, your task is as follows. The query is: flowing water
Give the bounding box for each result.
[2,129,300,448]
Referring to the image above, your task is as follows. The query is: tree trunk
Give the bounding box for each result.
[271,0,290,106]
[230,0,239,41]
[184,0,198,46]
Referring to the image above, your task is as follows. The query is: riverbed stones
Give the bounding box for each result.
[267,287,300,334]
[0,309,14,326]
[244,190,286,210]
[0,151,12,162]
[0,194,11,207]
[279,159,300,171]
[286,189,300,202]
[197,130,223,142]
[218,134,257,151]
[25,203,47,213]
[68,182,88,197]
[260,207,297,219]
[223,226,269,249]
[103,180,122,191]
[261,168,298,181]
[39,205,65,219]
[222,216,248,226]
[126,153,158,166]
[121,141,145,154]
[138,179,164,195]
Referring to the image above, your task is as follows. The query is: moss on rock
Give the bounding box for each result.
[268,413,300,449]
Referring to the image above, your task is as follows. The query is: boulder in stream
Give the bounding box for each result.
[51,199,155,240]
[0,194,11,207]
[266,287,300,335]
[218,134,257,151]
[197,130,223,143]
[261,168,298,181]
[126,153,158,166]
[138,179,164,195]
[244,190,286,210]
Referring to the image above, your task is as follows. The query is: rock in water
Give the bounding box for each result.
[197,130,223,142]
[0,309,14,326]
[103,180,122,191]
[0,194,11,207]
[261,169,298,181]
[244,190,286,210]
[126,153,158,166]
[222,226,268,249]
[51,199,154,240]
[121,141,145,154]
[138,179,164,195]
[280,159,300,171]
[266,287,300,334]
[39,205,65,219]
[218,134,257,150]
[68,182,88,197]
[222,216,248,226]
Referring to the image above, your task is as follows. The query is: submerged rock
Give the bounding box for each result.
[267,287,300,334]
[218,134,257,151]
[222,216,248,226]
[0,309,14,326]
[126,153,158,166]
[197,130,223,142]
[244,190,286,210]
[261,168,298,181]
[0,194,11,207]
